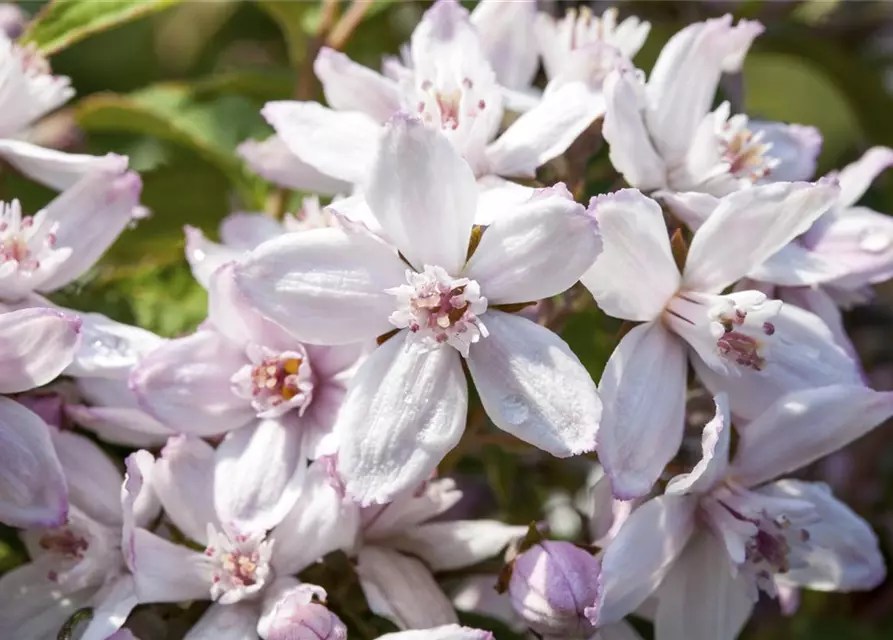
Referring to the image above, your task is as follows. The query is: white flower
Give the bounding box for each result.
[260,0,601,195]
[580,183,863,498]
[597,388,892,640]
[602,15,820,195]
[234,115,603,505]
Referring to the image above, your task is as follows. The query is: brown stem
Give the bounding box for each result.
[326,0,373,51]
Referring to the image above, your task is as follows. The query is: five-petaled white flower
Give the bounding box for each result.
[234,114,603,505]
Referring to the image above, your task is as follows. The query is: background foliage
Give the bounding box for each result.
[4,0,893,638]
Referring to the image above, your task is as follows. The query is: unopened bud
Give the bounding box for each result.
[508,540,601,637]
[0,4,25,39]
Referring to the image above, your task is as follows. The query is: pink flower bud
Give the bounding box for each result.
[264,584,348,640]
[0,4,25,39]
[508,540,601,637]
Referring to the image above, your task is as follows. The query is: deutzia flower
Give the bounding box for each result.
[131,263,363,530]
[378,626,494,640]
[339,475,524,630]
[233,114,603,505]
[580,183,862,498]
[602,15,821,196]
[261,0,601,195]
[0,307,81,528]
[0,446,158,640]
[129,446,355,639]
[597,389,892,640]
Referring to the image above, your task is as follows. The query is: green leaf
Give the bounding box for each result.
[22,0,181,56]
[257,0,317,66]
[75,84,267,208]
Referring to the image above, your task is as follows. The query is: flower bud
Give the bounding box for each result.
[508,540,601,637]
[263,584,348,640]
[0,4,25,39]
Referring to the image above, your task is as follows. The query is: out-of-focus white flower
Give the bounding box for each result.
[598,389,892,639]
[260,584,347,640]
[339,476,523,630]
[131,263,364,530]
[234,115,603,505]
[129,448,354,639]
[0,447,158,640]
[580,182,863,498]
[601,16,819,196]
[260,0,602,199]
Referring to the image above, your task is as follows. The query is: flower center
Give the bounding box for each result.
[664,291,780,374]
[39,527,89,560]
[205,524,273,604]
[387,265,488,356]
[232,345,314,418]
[0,202,56,273]
[416,77,487,133]
[717,113,779,182]
[706,485,815,599]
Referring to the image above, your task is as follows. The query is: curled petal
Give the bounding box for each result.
[238,135,350,195]
[0,307,81,393]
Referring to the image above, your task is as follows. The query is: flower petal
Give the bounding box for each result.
[35,170,142,292]
[378,625,495,640]
[152,435,218,544]
[0,560,94,640]
[0,307,80,393]
[391,520,525,571]
[759,480,885,591]
[366,114,477,274]
[683,180,840,294]
[237,135,351,195]
[262,101,380,184]
[486,81,603,178]
[356,546,458,629]
[748,242,847,287]
[65,311,162,379]
[836,146,893,208]
[362,477,463,539]
[653,531,754,640]
[131,528,213,604]
[0,397,67,528]
[79,575,138,640]
[183,602,259,640]
[598,494,697,624]
[337,336,467,506]
[596,321,687,499]
[666,393,731,496]
[693,303,862,422]
[122,450,161,570]
[467,311,601,456]
[270,461,359,575]
[453,574,526,632]
[214,418,307,533]
[464,184,601,304]
[596,621,646,640]
[51,429,122,527]
[750,121,822,182]
[646,16,763,163]
[184,225,242,289]
[0,140,123,191]
[234,227,406,345]
[470,0,538,90]
[130,330,254,436]
[580,189,679,321]
[219,212,285,250]
[731,385,893,488]
[314,47,401,122]
[808,205,893,289]
[601,69,665,192]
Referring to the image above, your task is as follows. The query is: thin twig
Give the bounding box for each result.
[326,0,373,51]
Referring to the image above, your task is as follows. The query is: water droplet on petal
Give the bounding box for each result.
[500,394,529,426]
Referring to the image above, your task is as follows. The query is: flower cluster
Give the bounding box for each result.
[2,2,893,640]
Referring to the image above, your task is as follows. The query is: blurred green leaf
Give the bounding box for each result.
[75,85,267,208]
[23,0,181,55]
[192,69,295,103]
